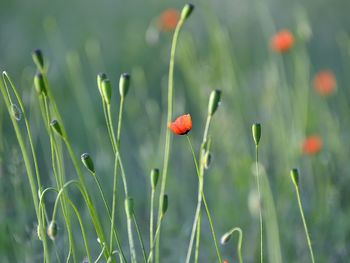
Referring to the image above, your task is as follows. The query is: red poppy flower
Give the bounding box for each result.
[169,114,192,135]
[223,260,229,263]
[158,9,180,32]
[302,135,323,155]
[313,70,336,96]
[270,30,295,53]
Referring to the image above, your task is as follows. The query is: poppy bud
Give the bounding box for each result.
[208,89,222,116]
[50,119,63,137]
[204,151,212,169]
[47,221,58,240]
[220,232,232,244]
[97,73,107,97]
[101,79,112,105]
[34,72,46,95]
[252,123,261,146]
[181,3,194,20]
[10,104,22,121]
[161,194,168,216]
[151,168,159,190]
[32,49,44,71]
[119,73,130,98]
[290,168,299,187]
[125,197,134,217]
[81,153,95,174]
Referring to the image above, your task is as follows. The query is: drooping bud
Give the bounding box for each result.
[161,194,168,216]
[125,197,134,217]
[10,104,22,121]
[220,232,232,244]
[151,168,159,190]
[47,221,58,240]
[208,89,222,116]
[81,153,95,174]
[119,73,130,98]
[204,151,212,169]
[97,73,107,97]
[252,123,261,146]
[34,72,46,95]
[101,78,112,105]
[32,49,44,71]
[50,119,63,137]
[290,168,299,187]
[181,3,194,20]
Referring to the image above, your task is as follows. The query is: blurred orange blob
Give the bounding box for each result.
[223,260,229,263]
[169,114,192,135]
[158,9,180,31]
[270,30,295,53]
[313,70,337,96]
[302,135,323,155]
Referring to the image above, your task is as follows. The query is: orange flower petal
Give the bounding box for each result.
[169,114,192,135]
[313,70,336,96]
[302,135,323,155]
[158,9,180,32]
[270,30,294,53]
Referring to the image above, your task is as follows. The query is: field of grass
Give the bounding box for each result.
[1,0,350,262]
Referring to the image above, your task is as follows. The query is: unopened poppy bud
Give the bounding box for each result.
[47,221,58,240]
[97,73,107,97]
[101,79,112,105]
[10,104,22,121]
[151,168,159,190]
[204,152,212,169]
[50,119,63,137]
[81,153,95,174]
[252,123,261,146]
[220,232,232,244]
[208,89,222,116]
[119,73,130,98]
[181,3,194,20]
[125,197,134,217]
[161,194,168,216]
[290,168,299,187]
[34,72,46,95]
[32,49,44,71]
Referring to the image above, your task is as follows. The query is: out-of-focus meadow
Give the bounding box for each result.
[1,0,350,262]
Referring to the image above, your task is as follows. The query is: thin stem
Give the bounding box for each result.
[295,186,316,263]
[255,146,263,263]
[194,210,202,263]
[93,173,125,262]
[127,214,137,263]
[149,190,155,263]
[147,215,164,263]
[103,100,116,153]
[110,97,125,255]
[155,15,186,263]
[133,214,148,263]
[185,135,222,262]
[227,227,244,263]
[0,77,51,263]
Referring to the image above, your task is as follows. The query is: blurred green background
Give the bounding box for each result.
[1,0,350,262]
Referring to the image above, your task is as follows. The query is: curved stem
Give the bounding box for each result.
[295,186,315,263]
[255,146,263,263]
[227,227,244,263]
[155,15,187,263]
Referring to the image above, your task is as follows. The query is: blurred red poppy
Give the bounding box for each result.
[313,70,336,96]
[158,9,180,32]
[223,260,229,263]
[302,135,323,155]
[270,30,294,53]
[169,114,192,135]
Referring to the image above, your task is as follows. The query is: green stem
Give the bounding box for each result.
[155,15,186,263]
[133,214,148,263]
[255,146,263,263]
[93,173,125,262]
[149,190,155,263]
[147,215,164,263]
[295,186,316,263]
[185,134,222,262]
[228,228,244,263]
[0,76,51,263]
